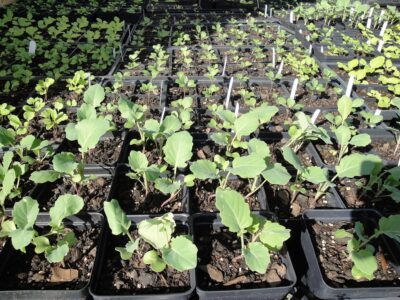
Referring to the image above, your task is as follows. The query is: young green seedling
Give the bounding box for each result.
[215,188,290,274]
[334,215,400,280]
[104,200,197,272]
[170,97,194,130]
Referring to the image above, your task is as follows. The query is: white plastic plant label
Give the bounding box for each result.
[225,77,234,109]
[377,40,384,53]
[264,5,268,17]
[272,47,276,68]
[321,45,324,53]
[235,102,239,117]
[87,72,91,87]
[374,109,382,116]
[277,60,284,75]
[368,7,374,18]
[398,157,400,167]
[289,11,294,23]
[270,8,273,17]
[160,106,166,124]
[113,47,116,58]
[366,18,372,29]
[311,109,321,124]
[380,21,388,37]
[345,75,355,98]
[379,10,385,23]
[290,78,299,100]
[309,44,313,55]
[222,56,227,76]
[28,40,36,55]
[299,29,303,34]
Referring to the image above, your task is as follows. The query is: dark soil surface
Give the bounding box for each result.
[294,84,340,109]
[371,140,399,162]
[37,177,111,212]
[314,143,370,166]
[195,225,290,290]
[95,228,190,295]
[65,135,124,165]
[338,178,400,214]
[266,184,331,218]
[112,175,186,214]
[0,227,100,290]
[311,221,400,287]
[192,179,263,213]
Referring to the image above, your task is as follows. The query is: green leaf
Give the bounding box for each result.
[370,56,385,70]
[215,188,252,233]
[282,146,304,172]
[0,169,16,201]
[116,239,139,260]
[210,132,230,146]
[104,199,131,235]
[53,152,78,174]
[336,153,382,178]
[9,228,35,251]
[234,112,259,137]
[0,220,16,237]
[29,170,61,183]
[259,221,290,250]
[261,163,291,185]
[248,139,270,160]
[230,154,266,178]
[0,127,15,146]
[334,229,353,239]
[163,131,193,169]
[338,96,352,121]
[74,118,110,152]
[251,104,279,124]
[190,160,219,180]
[161,235,198,271]
[302,166,328,184]
[50,194,84,227]
[161,115,181,134]
[46,243,69,263]
[349,134,371,147]
[83,84,105,107]
[143,250,166,272]
[154,178,181,195]
[335,125,351,147]
[32,236,50,253]
[244,242,270,274]
[13,197,39,229]
[138,213,175,249]
[378,215,400,242]
[128,150,148,170]
[351,249,377,280]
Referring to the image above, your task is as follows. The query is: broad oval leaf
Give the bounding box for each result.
[231,154,266,178]
[234,112,259,137]
[53,152,78,174]
[46,243,69,263]
[244,242,270,274]
[9,228,35,251]
[378,215,400,242]
[29,170,61,183]
[13,197,39,229]
[215,188,252,233]
[83,84,105,107]
[190,160,219,180]
[161,235,198,271]
[248,138,270,160]
[138,213,175,249]
[104,199,131,235]
[128,150,148,170]
[74,118,110,153]
[261,163,291,185]
[259,221,291,250]
[163,131,193,169]
[143,250,166,272]
[336,153,382,178]
[50,194,84,227]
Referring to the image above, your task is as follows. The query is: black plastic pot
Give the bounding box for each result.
[0,213,104,299]
[301,209,400,299]
[108,164,190,215]
[192,213,297,300]
[89,214,196,299]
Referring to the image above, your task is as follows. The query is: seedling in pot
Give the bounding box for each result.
[1,194,84,263]
[66,70,94,97]
[104,200,197,272]
[215,188,290,274]
[359,110,383,128]
[324,95,364,130]
[175,72,195,98]
[118,98,147,145]
[334,215,400,280]
[35,77,54,102]
[170,97,194,130]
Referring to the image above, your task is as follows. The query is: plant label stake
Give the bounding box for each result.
[306,35,310,41]
[113,47,116,58]
[345,75,355,98]
[349,7,354,21]
[159,81,164,103]
[272,47,276,68]
[222,56,227,76]
[256,0,259,9]
[270,8,273,17]
[264,4,268,17]
[368,7,374,18]
[366,18,372,29]
[398,157,400,167]
[289,11,294,23]
[374,109,382,116]
[160,107,166,124]
[299,29,303,34]
[309,44,313,55]
[28,40,36,55]
[321,45,324,53]
[377,40,384,53]
[235,102,239,117]
[379,10,385,24]
[311,109,321,124]
[277,60,284,75]
[120,43,124,61]
[380,21,388,37]
[290,78,299,100]
[87,72,91,87]
[225,77,234,109]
